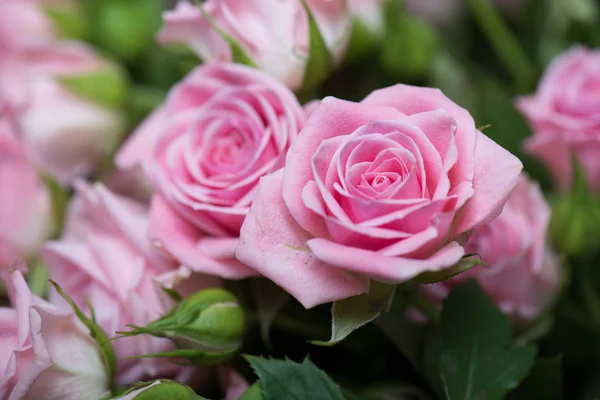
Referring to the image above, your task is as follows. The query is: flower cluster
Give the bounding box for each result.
[3,0,596,398]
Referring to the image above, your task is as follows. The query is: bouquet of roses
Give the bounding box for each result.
[1,0,599,398]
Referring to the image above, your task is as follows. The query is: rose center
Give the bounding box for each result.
[207,131,246,168]
[366,172,398,192]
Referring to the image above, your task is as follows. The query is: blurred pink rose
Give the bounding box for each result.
[236,84,522,308]
[118,63,305,279]
[0,119,52,270]
[0,268,110,399]
[517,46,600,191]
[14,43,125,185]
[348,0,383,36]
[158,0,351,89]
[422,175,560,320]
[42,182,219,385]
[0,0,54,51]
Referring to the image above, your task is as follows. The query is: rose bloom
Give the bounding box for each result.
[517,46,600,191]
[236,84,523,308]
[0,268,109,400]
[421,175,560,321]
[0,1,125,185]
[117,63,306,279]
[13,43,125,185]
[0,119,52,270]
[158,0,351,90]
[42,182,218,385]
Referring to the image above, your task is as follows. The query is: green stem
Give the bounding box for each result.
[466,0,535,92]
[579,262,600,325]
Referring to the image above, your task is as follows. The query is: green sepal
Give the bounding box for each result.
[415,254,486,284]
[311,282,395,346]
[60,65,128,109]
[196,2,257,67]
[299,0,334,91]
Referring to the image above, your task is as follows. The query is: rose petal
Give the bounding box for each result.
[307,239,465,283]
[149,195,257,279]
[236,169,369,308]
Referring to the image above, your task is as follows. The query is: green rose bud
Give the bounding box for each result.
[114,380,208,400]
[118,288,245,365]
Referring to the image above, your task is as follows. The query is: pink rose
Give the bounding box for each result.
[0,268,110,399]
[11,42,125,185]
[118,63,306,279]
[42,182,218,385]
[517,46,600,191]
[157,0,351,89]
[421,174,560,320]
[0,0,54,51]
[0,119,52,270]
[236,84,523,308]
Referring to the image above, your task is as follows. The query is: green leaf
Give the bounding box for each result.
[509,357,563,400]
[245,356,345,400]
[300,0,334,90]
[50,280,116,389]
[312,282,395,346]
[60,66,128,109]
[197,3,257,67]
[415,255,485,284]
[239,383,264,400]
[439,281,537,400]
[360,383,432,400]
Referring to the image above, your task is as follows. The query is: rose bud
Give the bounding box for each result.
[157,0,351,90]
[7,42,126,186]
[0,268,110,399]
[113,380,200,400]
[118,288,244,365]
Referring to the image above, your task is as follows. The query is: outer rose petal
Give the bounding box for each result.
[307,239,465,283]
[149,195,257,279]
[115,106,167,171]
[283,97,404,236]
[236,169,369,308]
[454,131,523,234]
[19,307,109,400]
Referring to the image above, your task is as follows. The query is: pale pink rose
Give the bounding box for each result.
[118,63,305,279]
[517,46,600,191]
[0,119,52,270]
[10,42,125,185]
[348,0,383,36]
[236,84,523,308]
[421,175,560,320]
[42,182,218,385]
[157,0,351,90]
[0,268,110,400]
